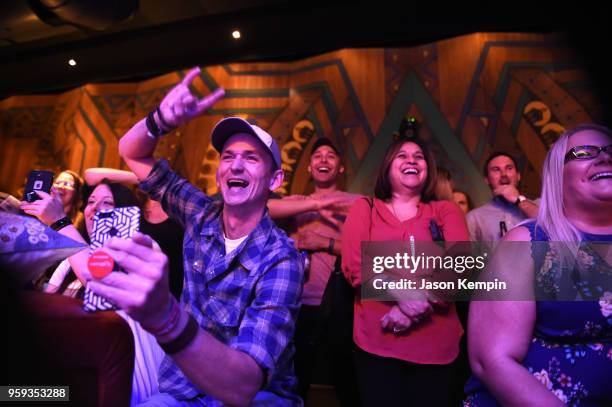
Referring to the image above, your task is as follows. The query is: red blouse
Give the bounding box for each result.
[341,197,469,364]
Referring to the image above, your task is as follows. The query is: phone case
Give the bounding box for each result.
[24,170,54,202]
[83,206,141,312]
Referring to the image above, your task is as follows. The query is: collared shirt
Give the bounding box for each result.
[466,196,532,243]
[342,198,467,364]
[140,159,303,405]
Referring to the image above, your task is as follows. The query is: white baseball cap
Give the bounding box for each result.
[211,117,281,169]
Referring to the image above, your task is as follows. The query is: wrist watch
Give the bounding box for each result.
[514,195,527,206]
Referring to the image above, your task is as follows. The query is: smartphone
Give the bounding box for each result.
[83,206,141,312]
[23,170,54,202]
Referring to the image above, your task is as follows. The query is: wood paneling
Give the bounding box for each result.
[0,33,601,206]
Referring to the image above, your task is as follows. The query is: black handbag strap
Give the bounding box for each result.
[331,254,342,275]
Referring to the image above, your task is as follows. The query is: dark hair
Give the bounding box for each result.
[374,136,437,202]
[311,137,341,156]
[437,166,451,181]
[483,152,518,177]
[81,179,140,210]
[58,170,84,221]
[133,188,150,209]
[78,179,141,242]
[435,166,453,201]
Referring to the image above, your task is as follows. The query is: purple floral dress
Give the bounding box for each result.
[464,222,612,406]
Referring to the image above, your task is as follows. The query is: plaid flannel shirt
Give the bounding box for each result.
[140,159,303,406]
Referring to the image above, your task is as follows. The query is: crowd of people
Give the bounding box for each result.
[6,67,611,406]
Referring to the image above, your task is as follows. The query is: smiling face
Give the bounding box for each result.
[387,141,428,196]
[52,171,76,209]
[485,155,520,191]
[308,145,344,187]
[563,129,612,211]
[84,184,115,236]
[216,133,283,211]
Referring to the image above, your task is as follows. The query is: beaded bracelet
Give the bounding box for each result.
[143,297,180,337]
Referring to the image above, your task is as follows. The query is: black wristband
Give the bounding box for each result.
[50,216,72,231]
[156,106,173,132]
[146,110,165,138]
[159,313,199,355]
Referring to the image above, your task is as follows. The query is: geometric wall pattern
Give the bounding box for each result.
[0,32,599,206]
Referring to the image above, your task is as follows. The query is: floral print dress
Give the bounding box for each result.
[464,222,612,406]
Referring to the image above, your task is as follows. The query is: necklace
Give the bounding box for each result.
[390,199,420,222]
[390,200,401,221]
[390,200,416,256]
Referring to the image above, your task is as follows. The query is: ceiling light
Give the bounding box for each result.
[68,59,77,66]
[232,30,241,39]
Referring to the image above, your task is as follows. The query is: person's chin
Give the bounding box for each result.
[221,190,249,207]
[314,176,337,186]
[400,180,424,189]
[222,195,245,206]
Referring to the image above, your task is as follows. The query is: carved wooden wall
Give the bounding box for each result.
[0,32,599,205]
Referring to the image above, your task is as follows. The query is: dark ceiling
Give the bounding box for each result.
[1,0,611,120]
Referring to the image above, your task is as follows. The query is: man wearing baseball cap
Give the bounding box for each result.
[90,67,303,406]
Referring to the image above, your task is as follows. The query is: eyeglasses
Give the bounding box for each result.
[564,144,612,163]
[53,180,76,190]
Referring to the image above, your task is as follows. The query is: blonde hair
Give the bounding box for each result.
[536,123,612,263]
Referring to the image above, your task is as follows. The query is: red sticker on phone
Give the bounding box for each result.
[88,250,114,279]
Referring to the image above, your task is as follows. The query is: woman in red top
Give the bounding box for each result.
[342,136,469,406]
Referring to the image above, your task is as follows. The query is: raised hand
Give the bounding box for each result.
[87,232,171,328]
[157,67,225,129]
[492,184,520,204]
[314,194,354,214]
[297,229,329,251]
[313,193,358,226]
[318,208,342,227]
[20,189,66,225]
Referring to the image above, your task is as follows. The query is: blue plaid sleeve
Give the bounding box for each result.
[229,252,303,383]
[139,159,212,228]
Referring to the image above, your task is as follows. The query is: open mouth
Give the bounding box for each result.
[589,171,612,181]
[317,166,331,174]
[401,167,418,175]
[227,178,249,188]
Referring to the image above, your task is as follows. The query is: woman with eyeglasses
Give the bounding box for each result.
[51,170,84,227]
[465,124,612,406]
[341,135,470,406]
